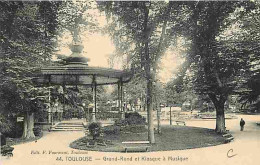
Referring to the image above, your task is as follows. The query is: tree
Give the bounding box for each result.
[114,75,146,112]
[221,2,260,113]
[179,1,254,133]
[57,0,97,44]
[165,72,189,106]
[0,1,60,138]
[153,80,165,134]
[98,1,184,143]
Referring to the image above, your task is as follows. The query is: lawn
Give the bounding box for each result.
[70,125,226,152]
[6,132,43,146]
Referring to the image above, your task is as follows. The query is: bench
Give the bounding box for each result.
[123,146,150,153]
[176,121,186,126]
[122,141,150,153]
[222,134,230,137]
[225,137,234,143]
[222,133,234,143]
[122,141,150,144]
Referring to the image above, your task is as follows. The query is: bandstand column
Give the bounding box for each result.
[120,81,124,119]
[118,82,121,119]
[62,84,66,121]
[118,80,124,119]
[92,75,97,122]
[48,77,53,125]
[48,86,51,124]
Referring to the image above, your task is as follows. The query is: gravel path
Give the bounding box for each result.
[1,114,259,165]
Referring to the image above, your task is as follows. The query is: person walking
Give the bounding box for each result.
[240,118,245,131]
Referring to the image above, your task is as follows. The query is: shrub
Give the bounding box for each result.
[114,119,128,127]
[0,116,23,138]
[88,122,101,140]
[0,133,6,146]
[33,126,42,136]
[103,125,120,135]
[114,112,146,127]
[124,125,147,133]
[0,115,12,134]
[125,112,146,125]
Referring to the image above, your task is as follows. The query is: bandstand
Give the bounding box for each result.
[34,42,132,123]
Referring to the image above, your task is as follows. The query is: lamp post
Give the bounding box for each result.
[88,105,90,122]
[123,90,126,113]
[88,104,94,122]
[48,87,51,124]
[169,104,172,125]
[82,103,86,122]
[107,101,111,112]
[51,109,53,126]
[156,104,163,134]
[54,102,58,124]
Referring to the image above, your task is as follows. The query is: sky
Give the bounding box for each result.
[157,50,185,83]
[56,32,114,68]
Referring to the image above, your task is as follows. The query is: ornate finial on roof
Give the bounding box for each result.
[65,41,90,65]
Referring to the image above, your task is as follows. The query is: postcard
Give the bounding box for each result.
[1,0,259,165]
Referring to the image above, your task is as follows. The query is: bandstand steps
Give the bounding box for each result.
[55,125,83,127]
[53,127,83,130]
[58,122,83,125]
[50,122,84,131]
[51,129,83,131]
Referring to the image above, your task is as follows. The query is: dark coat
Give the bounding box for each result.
[240,119,245,126]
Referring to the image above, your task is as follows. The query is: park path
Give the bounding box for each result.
[1,115,259,165]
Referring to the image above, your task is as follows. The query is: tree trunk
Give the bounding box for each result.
[22,112,28,138]
[26,112,35,139]
[170,106,172,125]
[147,79,155,143]
[215,104,225,133]
[156,104,161,134]
[142,2,155,144]
[208,94,227,133]
[22,112,35,139]
[130,103,133,111]
[143,99,146,112]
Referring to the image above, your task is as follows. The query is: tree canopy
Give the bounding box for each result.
[0,1,60,138]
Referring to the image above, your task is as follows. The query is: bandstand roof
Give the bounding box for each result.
[34,42,133,86]
[35,63,132,86]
